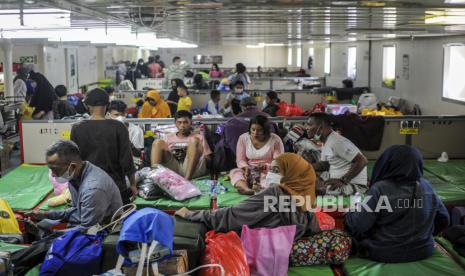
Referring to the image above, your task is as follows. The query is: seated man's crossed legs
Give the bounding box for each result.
[151,137,208,180]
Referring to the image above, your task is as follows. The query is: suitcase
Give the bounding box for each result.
[101,234,120,272]
[101,217,207,272]
[173,216,207,270]
[451,207,465,226]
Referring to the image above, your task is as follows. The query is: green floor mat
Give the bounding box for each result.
[216,176,250,208]
[436,237,465,268]
[134,178,211,210]
[0,164,52,211]
[0,241,27,252]
[0,243,39,275]
[343,249,465,276]
[424,160,465,186]
[37,194,69,211]
[287,266,334,276]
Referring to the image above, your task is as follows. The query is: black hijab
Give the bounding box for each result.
[371,145,423,185]
[28,71,57,114]
[14,67,29,82]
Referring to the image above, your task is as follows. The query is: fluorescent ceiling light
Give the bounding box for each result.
[445,0,465,3]
[246,43,285,48]
[1,28,197,48]
[425,9,465,24]
[0,8,70,29]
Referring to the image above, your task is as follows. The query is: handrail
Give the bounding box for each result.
[21,115,465,125]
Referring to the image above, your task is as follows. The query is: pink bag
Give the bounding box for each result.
[48,170,68,196]
[149,165,201,201]
[240,225,296,276]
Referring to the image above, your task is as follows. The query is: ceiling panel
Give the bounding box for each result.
[4,0,465,45]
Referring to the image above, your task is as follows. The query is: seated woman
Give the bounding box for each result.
[176,153,319,239]
[231,115,284,195]
[345,145,450,263]
[138,90,171,118]
[262,90,280,117]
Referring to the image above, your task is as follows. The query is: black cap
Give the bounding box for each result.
[85,88,110,106]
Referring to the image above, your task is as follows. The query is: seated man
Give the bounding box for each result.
[108,100,144,151]
[151,110,212,180]
[25,140,123,230]
[306,113,368,195]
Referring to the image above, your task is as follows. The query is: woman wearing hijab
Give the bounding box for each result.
[176,153,319,239]
[28,71,57,120]
[13,67,29,102]
[345,145,450,263]
[138,90,171,118]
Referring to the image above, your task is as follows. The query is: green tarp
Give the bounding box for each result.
[436,237,465,268]
[0,164,52,211]
[216,176,355,208]
[0,242,39,276]
[216,176,250,208]
[424,160,465,187]
[368,160,465,205]
[343,249,465,276]
[134,178,211,210]
[287,266,334,276]
[0,241,27,252]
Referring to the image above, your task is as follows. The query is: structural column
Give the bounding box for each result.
[1,39,14,98]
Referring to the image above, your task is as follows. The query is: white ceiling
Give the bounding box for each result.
[3,0,465,45]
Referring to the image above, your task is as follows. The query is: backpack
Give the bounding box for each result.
[213,139,237,174]
[39,229,105,276]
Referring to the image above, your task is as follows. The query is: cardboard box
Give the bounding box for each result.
[124,249,188,276]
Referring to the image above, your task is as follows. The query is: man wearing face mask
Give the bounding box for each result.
[108,100,144,151]
[71,88,137,204]
[24,140,122,230]
[306,113,368,196]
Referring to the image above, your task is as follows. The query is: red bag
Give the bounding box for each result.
[277,102,305,117]
[276,102,292,117]
[200,231,250,276]
[289,104,305,116]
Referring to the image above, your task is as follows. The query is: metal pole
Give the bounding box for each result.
[1,39,14,98]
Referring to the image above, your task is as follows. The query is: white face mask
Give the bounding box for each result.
[262,99,267,109]
[55,163,75,184]
[265,172,283,186]
[109,95,116,102]
[113,115,126,123]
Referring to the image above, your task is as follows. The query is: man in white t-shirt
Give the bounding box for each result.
[108,100,144,150]
[305,113,368,195]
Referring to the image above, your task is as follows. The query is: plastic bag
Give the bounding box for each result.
[276,102,291,117]
[149,165,201,201]
[240,225,296,276]
[200,231,250,276]
[137,179,166,200]
[277,102,304,117]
